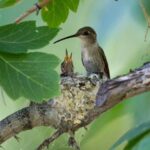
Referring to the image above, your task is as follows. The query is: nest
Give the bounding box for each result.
[53,76,99,128]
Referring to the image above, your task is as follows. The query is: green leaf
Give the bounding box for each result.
[0,52,60,102]
[111,122,150,150]
[0,21,59,54]
[41,0,80,27]
[0,0,20,8]
[124,132,149,150]
[65,0,80,12]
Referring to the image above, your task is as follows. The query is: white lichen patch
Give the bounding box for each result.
[54,76,99,126]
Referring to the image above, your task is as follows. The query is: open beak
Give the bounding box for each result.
[53,33,79,44]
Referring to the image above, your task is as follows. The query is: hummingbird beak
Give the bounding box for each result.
[53,33,79,44]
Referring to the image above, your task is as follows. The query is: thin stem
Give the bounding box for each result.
[15,0,51,24]
[36,130,63,150]
[139,0,150,41]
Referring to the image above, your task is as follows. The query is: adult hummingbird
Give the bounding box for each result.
[54,27,110,80]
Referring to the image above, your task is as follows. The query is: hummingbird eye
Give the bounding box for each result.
[83,31,90,35]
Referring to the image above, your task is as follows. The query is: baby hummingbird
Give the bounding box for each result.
[54,27,110,80]
[61,49,74,77]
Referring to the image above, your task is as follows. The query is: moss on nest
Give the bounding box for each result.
[54,76,99,126]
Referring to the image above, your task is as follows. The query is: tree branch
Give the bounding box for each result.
[0,102,61,144]
[15,0,51,24]
[74,62,150,130]
[0,62,150,149]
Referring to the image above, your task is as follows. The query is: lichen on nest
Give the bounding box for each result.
[54,76,99,126]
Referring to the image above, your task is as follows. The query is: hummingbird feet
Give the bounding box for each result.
[88,73,100,85]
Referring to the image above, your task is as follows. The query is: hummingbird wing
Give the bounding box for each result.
[98,46,110,79]
[81,46,110,79]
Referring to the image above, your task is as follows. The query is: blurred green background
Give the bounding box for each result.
[0,0,150,149]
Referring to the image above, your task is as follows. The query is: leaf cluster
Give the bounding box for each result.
[0,0,80,102]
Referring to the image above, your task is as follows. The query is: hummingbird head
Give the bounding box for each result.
[54,27,97,45]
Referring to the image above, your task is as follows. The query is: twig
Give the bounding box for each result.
[36,130,63,150]
[139,0,150,41]
[68,137,80,150]
[68,131,80,150]
[14,135,20,142]
[15,0,51,24]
